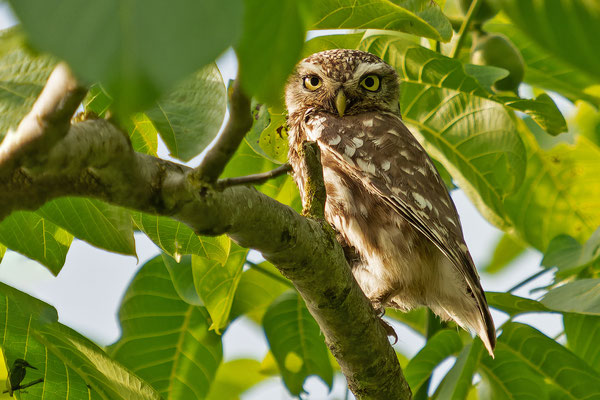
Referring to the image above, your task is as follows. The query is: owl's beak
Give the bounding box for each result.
[335,90,347,117]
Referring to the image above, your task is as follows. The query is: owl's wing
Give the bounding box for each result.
[306,111,495,344]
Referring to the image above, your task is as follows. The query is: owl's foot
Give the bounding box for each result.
[378,315,398,344]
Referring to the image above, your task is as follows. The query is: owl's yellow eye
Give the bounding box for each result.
[360,75,380,91]
[303,75,322,91]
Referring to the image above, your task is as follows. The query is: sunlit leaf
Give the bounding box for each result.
[483,233,526,274]
[0,28,55,140]
[246,103,288,164]
[498,322,600,398]
[542,227,600,277]
[262,291,333,396]
[0,244,5,264]
[205,359,268,400]
[0,211,72,275]
[230,261,291,323]
[485,292,550,317]
[123,113,159,156]
[37,197,136,256]
[146,63,226,161]
[8,0,243,115]
[563,313,600,373]
[162,254,203,306]
[109,256,223,399]
[192,243,248,333]
[486,21,600,106]
[311,0,452,42]
[237,0,306,106]
[542,279,600,315]
[385,307,427,336]
[404,329,463,392]
[495,0,600,83]
[434,340,483,400]
[132,212,230,262]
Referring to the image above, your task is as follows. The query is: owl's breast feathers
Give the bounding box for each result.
[288,109,495,355]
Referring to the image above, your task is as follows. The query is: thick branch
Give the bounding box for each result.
[0,65,411,400]
[191,78,253,183]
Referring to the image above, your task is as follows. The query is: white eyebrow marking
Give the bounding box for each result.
[299,62,327,77]
[352,63,389,81]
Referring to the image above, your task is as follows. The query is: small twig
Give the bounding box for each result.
[508,268,552,293]
[191,77,253,184]
[3,377,45,393]
[217,163,292,188]
[245,260,294,288]
[298,141,327,219]
[450,0,482,59]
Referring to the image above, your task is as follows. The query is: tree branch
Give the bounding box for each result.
[0,64,412,400]
[216,163,292,188]
[191,78,253,183]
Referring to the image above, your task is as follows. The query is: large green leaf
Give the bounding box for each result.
[486,292,550,317]
[262,291,333,396]
[563,313,600,373]
[132,212,230,262]
[495,0,600,83]
[483,233,526,274]
[404,329,463,393]
[486,21,600,106]
[361,33,567,135]
[498,322,600,399]
[542,228,600,278]
[542,279,600,315]
[161,254,203,306]
[503,124,600,251]
[8,0,242,115]
[37,197,136,256]
[230,261,291,323]
[0,211,72,275]
[434,340,483,400]
[0,29,55,140]
[311,0,452,42]
[478,342,547,400]
[192,243,248,333]
[0,283,161,399]
[205,359,267,400]
[146,63,226,161]
[385,307,428,336]
[109,255,223,400]
[237,0,306,106]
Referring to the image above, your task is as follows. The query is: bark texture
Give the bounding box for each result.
[0,64,412,400]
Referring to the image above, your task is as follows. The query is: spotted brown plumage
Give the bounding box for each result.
[285,49,496,356]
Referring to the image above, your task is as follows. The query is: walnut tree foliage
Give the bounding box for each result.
[0,0,599,399]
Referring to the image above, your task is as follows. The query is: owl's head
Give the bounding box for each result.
[285,49,400,118]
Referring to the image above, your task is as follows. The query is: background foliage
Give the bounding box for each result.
[1,0,600,398]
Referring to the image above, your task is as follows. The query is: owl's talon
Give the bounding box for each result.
[378,316,398,344]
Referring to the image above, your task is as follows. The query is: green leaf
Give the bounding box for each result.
[36,197,136,256]
[132,212,230,263]
[311,0,452,42]
[486,292,551,317]
[361,33,567,135]
[84,83,113,118]
[0,283,160,399]
[503,125,600,251]
[262,291,333,396]
[542,228,600,277]
[162,254,203,306]
[541,279,600,315]
[434,340,483,400]
[563,313,600,373]
[123,113,159,156]
[192,243,248,333]
[498,322,600,398]
[230,261,291,323]
[246,103,289,164]
[0,28,55,140]
[404,329,463,392]
[483,234,526,274]
[237,0,306,106]
[109,255,223,400]
[146,63,226,161]
[478,342,547,400]
[486,21,600,106]
[495,0,600,83]
[205,359,267,400]
[8,0,242,115]
[301,33,364,59]
[0,211,72,275]
[0,244,5,264]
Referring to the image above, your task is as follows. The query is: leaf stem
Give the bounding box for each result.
[507,268,552,293]
[450,0,482,59]
[216,163,292,188]
[245,260,294,288]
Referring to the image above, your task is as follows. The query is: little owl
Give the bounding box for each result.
[285,49,495,356]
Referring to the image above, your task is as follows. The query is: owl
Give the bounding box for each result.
[285,49,495,356]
